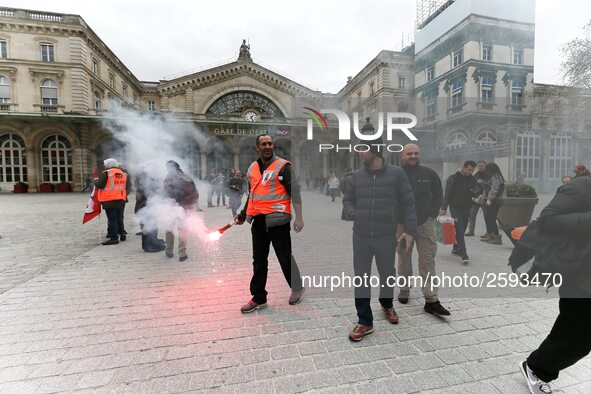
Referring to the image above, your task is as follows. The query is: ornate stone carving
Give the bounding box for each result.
[238,39,252,61]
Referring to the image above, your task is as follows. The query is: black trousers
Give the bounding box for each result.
[140,223,163,251]
[484,200,502,235]
[528,298,591,382]
[353,232,396,326]
[468,201,486,232]
[250,216,303,304]
[449,207,470,255]
[105,207,124,240]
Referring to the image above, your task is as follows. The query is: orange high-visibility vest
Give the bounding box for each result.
[98,168,127,202]
[246,157,292,216]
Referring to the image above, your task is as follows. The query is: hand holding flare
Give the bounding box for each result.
[207,223,234,242]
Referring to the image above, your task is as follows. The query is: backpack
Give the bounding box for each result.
[177,174,198,206]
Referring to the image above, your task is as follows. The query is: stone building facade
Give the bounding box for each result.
[1,3,590,193]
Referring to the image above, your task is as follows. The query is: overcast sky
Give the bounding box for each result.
[3,0,590,92]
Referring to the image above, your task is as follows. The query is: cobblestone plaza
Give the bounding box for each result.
[1,191,591,393]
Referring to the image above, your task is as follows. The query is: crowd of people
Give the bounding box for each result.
[91,139,591,394]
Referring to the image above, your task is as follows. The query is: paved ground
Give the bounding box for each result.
[0,190,590,393]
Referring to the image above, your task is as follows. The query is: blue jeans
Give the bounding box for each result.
[329,188,338,202]
[449,207,470,255]
[353,232,396,326]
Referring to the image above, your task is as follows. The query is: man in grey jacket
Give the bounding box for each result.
[342,139,417,341]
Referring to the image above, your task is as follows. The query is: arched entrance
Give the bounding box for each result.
[239,137,257,173]
[0,133,27,190]
[177,138,201,179]
[205,138,232,173]
[273,138,291,161]
[41,134,72,183]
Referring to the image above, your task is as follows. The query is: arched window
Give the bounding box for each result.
[0,75,10,103]
[515,131,540,180]
[40,79,58,106]
[548,132,573,180]
[0,134,27,184]
[94,90,101,111]
[41,135,72,183]
[206,91,284,119]
[446,132,467,150]
[475,130,497,148]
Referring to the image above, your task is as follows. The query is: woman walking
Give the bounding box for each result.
[328,173,340,202]
[481,163,506,245]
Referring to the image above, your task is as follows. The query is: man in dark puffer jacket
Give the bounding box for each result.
[342,138,417,341]
[519,175,591,394]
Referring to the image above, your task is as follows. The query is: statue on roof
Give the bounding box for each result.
[238,39,252,61]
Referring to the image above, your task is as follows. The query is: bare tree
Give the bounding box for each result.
[561,20,591,89]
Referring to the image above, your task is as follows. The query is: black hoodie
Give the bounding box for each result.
[441,170,477,211]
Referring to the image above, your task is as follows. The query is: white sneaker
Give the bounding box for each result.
[520,361,553,394]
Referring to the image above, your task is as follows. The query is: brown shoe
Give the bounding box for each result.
[480,233,492,241]
[382,307,399,324]
[486,234,502,245]
[348,324,374,341]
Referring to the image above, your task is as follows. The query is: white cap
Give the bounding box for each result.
[103,158,119,169]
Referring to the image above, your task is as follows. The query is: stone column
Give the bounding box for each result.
[200,154,207,179]
[26,144,40,192]
[233,146,239,170]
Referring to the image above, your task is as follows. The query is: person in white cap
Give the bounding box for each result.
[95,158,129,245]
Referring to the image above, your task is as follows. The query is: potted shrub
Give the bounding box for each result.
[56,182,72,192]
[38,183,55,193]
[13,182,29,193]
[497,183,539,229]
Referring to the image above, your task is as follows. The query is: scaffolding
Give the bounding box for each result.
[416,0,456,30]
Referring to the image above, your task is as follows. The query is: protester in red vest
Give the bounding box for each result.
[95,158,128,245]
[234,134,305,313]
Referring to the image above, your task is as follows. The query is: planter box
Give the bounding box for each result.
[38,183,55,193]
[497,197,539,229]
[13,183,29,193]
[56,183,72,192]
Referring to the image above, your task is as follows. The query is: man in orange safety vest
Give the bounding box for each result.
[235,134,305,313]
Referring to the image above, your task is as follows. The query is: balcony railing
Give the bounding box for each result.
[33,104,64,113]
[41,105,58,113]
[29,12,62,22]
[0,7,82,25]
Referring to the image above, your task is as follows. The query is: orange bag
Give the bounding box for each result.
[511,226,527,241]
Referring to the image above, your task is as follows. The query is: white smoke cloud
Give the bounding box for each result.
[100,107,215,243]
